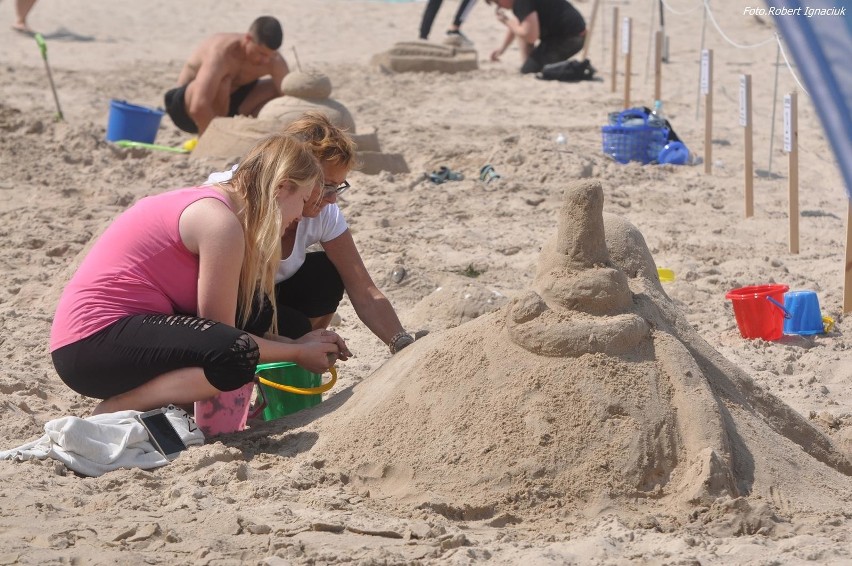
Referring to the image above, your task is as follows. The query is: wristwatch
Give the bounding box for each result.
[389,331,415,354]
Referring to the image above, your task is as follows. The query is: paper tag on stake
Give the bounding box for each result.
[700,50,710,95]
[739,75,748,127]
[621,17,630,55]
[783,94,792,153]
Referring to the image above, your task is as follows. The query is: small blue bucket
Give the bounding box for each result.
[105,100,164,144]
[783,290,824,335]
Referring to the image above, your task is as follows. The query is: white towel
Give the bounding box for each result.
[0,406,204,477]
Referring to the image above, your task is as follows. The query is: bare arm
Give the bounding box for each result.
[181,197,244,325]
[186,53,232,135]
[322,230,406,346]
[269,53,289,96]
[491,27,516,61]
[493,7,540,56]
[180,197,346,373]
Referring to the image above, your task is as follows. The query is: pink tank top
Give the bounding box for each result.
[50,186,233,351]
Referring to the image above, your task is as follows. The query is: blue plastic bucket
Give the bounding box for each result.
[783,290,824,335]
[105,100,164,144]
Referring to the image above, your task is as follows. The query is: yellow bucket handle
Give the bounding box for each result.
[256,366,337,395]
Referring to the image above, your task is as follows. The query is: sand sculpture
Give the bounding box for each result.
[370,42,478,74]
[309,179,852,526]
[191,71,408,175]
[256,70,356,132]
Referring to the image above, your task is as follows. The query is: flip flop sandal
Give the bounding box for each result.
[429,166,464,184]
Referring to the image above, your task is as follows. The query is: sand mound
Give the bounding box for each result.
[371,41,478,74]
[280,70,333,99]
[257,70,356,133]
[309,180,852,527]
[191,115,281,164]
[404,275,508,332]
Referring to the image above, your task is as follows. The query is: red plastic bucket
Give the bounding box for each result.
[725,284,789,340]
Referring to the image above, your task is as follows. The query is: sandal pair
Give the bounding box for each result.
[428,166,464,184]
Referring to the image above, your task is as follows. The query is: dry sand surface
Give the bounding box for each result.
[1,0,851,564]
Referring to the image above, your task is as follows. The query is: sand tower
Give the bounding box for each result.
[306,180,852,526]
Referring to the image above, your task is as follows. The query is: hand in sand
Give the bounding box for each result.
[295,329,351,372]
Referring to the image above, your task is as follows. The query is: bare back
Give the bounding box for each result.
[177,32,286,92]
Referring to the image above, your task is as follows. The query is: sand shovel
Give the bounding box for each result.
[113,140,189,153]
[34,33,64,121]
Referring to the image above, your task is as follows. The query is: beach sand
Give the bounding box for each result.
[1,0,850,563]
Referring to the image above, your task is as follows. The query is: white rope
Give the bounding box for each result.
[702,0,776,49]
[774,32,809,96]
[661,0,809,98]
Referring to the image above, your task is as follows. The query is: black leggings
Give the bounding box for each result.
[275,251,345,339]
[419,0,477,40]
[51,314,260,399]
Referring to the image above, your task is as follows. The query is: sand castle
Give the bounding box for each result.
[371,41,478,74]
[191,70,408,175]
[310,179,852,526]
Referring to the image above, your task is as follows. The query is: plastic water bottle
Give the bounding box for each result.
[649,100,666,128]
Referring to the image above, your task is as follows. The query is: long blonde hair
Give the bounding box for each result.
[227,134,321,332]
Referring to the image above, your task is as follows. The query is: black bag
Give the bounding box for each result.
[537,58,596,82]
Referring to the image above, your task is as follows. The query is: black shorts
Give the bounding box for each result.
[164,83,198,134]
[51,314,260,399]
[274,251,345,339]
[521,33,586,74]
[164,80,260,134]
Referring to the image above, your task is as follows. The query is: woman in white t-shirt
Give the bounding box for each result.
[211,113,415,355]
[278,113,415,355]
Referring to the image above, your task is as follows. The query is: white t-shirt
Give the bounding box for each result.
[276,204,348,283]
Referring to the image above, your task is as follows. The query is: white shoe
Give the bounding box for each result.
[443,30,472,48]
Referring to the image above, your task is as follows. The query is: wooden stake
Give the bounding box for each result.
[654,31,662,102]
[741,74,753,218]
[785,92,799,254]
[844,201,852,312]
[623,17,632,109]
[702,49,713,175]
[611,7,619,93]
[581,0,600,61]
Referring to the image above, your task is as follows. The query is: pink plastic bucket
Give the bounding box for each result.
[193,381,255,437]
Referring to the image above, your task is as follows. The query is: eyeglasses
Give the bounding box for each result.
[322,180,350,198]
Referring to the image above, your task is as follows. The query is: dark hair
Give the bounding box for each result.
[249,16,283,50]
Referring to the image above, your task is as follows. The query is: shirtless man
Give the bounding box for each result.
[164,16,290,135]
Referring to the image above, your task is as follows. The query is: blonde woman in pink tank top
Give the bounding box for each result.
[51,134,350,415]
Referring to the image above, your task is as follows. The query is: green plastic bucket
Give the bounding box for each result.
[255,362,322,421]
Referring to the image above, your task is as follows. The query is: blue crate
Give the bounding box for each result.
[601,109,669,164]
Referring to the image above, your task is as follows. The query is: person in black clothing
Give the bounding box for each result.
[419,0,477,44]
[486,0,586,74]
